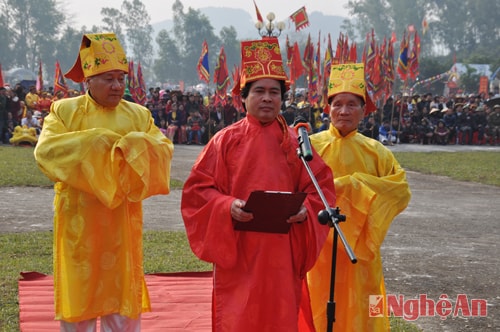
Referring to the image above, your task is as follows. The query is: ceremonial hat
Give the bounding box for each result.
[65,33,128,83]
[233,37,289,95]
[327,63,376,114]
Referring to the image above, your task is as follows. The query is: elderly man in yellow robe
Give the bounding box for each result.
[34,33,173,331]
[301,63,411,331]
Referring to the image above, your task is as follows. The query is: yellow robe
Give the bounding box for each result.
[34,93,173,322]
[304,126,411,331]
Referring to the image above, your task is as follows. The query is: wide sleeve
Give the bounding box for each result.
[34,107,173,209]
[333,147,411,261]
[180,139,238,269]
[115,119,174,202]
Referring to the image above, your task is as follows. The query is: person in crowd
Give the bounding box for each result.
[359,113,379,139]
[33,32,174,331]
[186,110,204,144]
[181,37,336,332]
[36,91,52,117]
[418,117,435,144]
[165,102,181,143]
[282,103,298,126]
[487,104,500,145]
[434,119,450,145]
[473,105,488,145]
[442,106,457,143]
[378,119,398,145]
[24,85,40,112]
[457,104,475,145]
[302,62,411,332]
[4,111,17,143]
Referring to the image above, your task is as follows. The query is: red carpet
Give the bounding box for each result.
[18,271,213,331]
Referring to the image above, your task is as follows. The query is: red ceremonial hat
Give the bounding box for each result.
[233,37,289,95]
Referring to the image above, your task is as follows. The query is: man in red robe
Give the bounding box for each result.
[181,37,336,332]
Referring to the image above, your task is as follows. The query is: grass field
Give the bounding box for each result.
[2,145,499,331]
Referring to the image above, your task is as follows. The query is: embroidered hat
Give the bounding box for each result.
[65,33,128,82]
[233,37,289,95]
[328,63,376,114]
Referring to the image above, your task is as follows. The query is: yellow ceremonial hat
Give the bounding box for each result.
[64,33,128,83]
[233,37,289,95]
[328,63,376,114]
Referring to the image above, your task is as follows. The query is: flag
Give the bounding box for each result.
[253,0,263,23]
[321,34,332,110]
[197,40,210,83]
[289,42,305,85]
[53,61,68,97]
[290,6,309,32]
[0,63,4,88]
[214,46,230,105]
[384,37,395,99]
[408,31,421,80]
[135,62,147,105]
[127,60,138,102]
[231,65,243,113]
[348,41,357,63]
[422,18,429,35]
[285,35,293,65]
[36,60,43,92]
[397,31,409,81]
[303,33,313,72]
[390,31,397,44]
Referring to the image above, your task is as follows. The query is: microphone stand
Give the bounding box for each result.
[296,146,357,332]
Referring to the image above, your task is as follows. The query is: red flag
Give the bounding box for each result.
[397,31,409,81]
[136,62,147,105]
[36,60,43,92]
[290,6,309,31]
[290,42,305,85]
[0,63,4,88]
[197,40,210,83]
[231,65,243,113]
[253,0,263,23]
[408,31,421,80]
[127,60,138,101]
[285,35,293,65]
[214,46,230,105]
[384,37,395,99]
[390,31,397,44]
[349,41,357,63]
[303,33,313,71]
[422,18,429,35]
[53,61,68,97]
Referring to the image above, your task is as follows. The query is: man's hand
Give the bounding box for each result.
[231,199,253,222]
[287,205,307,224]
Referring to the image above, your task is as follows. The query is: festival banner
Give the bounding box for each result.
[36,60,43,92]
[197,40,210,83]
[214,46,230,105]
[53,61,68,97]
[135,62,147,105]
[290,6,309,31]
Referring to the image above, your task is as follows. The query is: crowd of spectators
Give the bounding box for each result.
[1,83,499,147]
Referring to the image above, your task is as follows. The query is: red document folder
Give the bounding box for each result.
[234,191,307,234]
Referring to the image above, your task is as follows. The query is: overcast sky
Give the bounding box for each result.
[64,0,350,28]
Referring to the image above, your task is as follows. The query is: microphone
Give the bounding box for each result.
[294,117,313,161]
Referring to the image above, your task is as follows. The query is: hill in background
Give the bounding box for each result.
[152,7,347,43]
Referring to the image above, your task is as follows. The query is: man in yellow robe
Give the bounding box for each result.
[302,63,411,331]
[34,33,173,331]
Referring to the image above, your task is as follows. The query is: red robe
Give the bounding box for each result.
[181,114,336,331]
